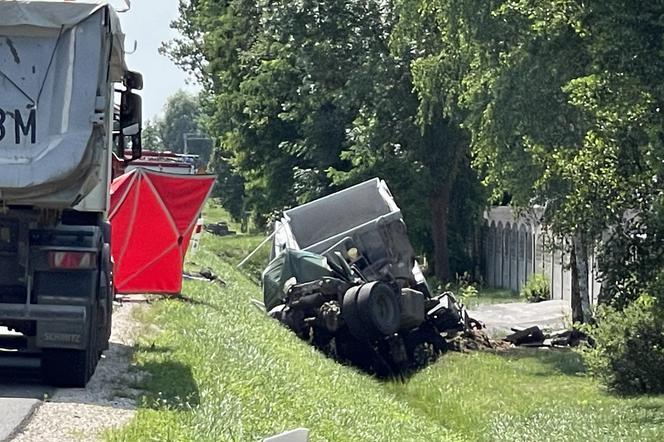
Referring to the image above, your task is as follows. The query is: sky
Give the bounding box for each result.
[116,0,200,121]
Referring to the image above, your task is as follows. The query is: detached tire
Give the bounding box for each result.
[343,282,401,340]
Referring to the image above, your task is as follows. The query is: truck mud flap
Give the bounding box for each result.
[0,304,88,350]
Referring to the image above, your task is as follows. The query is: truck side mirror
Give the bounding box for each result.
[120,91,141,128]
[120,91,142,160]
[124,71,143,91]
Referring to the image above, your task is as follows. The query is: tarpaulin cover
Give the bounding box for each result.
[110,168,215,294]
[0,2,125,206]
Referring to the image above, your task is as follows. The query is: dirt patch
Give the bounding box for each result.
[12,303,145,442]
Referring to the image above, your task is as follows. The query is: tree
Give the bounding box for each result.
[403,0,664,314]
[165,0,486,278]
[141,118,164,151]
[160,90,204,153]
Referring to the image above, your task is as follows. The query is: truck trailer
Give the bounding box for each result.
[0,0,141,387]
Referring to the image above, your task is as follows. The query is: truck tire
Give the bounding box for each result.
[356,282,401,336]
[99,242,113,351]
[342,282,401,340]
[342,285,368,340]
[42,300,100,388]
[42,347,92,388]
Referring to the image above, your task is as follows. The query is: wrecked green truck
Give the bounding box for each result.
[262,178,480,376]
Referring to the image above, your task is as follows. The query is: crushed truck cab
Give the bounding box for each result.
[0,1,141,387]
[264,179,480,376]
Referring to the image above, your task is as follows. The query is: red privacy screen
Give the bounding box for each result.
[110,168,215,294]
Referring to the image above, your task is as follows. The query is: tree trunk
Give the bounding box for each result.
[569,242,584,323]
[573,233,592,323]
[597,266,610,305]
[430,184,451,281]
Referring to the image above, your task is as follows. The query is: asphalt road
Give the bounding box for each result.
[0,356,52,441]
[468,299,571,337]
[0,369,53,442]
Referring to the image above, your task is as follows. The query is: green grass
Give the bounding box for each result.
[201,200,243,233]
[107,203,464,441]
[461,287,520,309]
[108,201,664,442]
[387,350,664,441]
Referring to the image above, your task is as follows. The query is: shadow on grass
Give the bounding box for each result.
[137,360,200,411]
[496,347,587,377]
[623,402,664,427]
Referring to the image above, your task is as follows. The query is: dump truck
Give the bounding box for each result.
[270,178,430,295]
[0,0,142,387]
[264,179,479,375]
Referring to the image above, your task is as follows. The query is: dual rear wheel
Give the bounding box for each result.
[41,245,112,388]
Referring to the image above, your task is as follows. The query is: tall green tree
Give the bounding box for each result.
[141,118,164,151]
[160,90,204,154]
[166,0,486,278]
[403,0,664,313]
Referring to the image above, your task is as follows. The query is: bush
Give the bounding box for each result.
[520,273,550,302]
[581,295,664,394]
[459,284,479,299]
[437,272,480,301]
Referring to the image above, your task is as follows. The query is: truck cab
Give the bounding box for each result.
[0,0,141,387]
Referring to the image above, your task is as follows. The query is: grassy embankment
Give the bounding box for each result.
[108,201,664,442]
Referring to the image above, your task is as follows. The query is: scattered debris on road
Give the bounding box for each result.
[505,326,589,348]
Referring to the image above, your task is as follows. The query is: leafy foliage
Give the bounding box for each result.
[400,0,664,306]
[159,90,206,154]
[141,90,206,154]
[208,149,245,222]
[520,274,550,303]
[141,119,164,151]
[164,0,486,277]
[581,291,664,394]
[597,197,664,308]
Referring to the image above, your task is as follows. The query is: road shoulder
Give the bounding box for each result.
[11,303,144,442]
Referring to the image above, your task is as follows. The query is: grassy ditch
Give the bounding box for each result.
[109,203,664,442]
[107,218,463,441]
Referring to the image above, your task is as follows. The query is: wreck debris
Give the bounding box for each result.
[205,221,236,236]
[183,268,226,285]
[504,326,545,346]
[447,329,511,352]
[504,326,589,348]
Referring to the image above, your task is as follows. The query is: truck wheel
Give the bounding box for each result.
[342,282,401,340]
[42,348,92,388]
[99,243,113,352]
[342,285,369,340]
[42,304,99,388]
[356,282,401,336]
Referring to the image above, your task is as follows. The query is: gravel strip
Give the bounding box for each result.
[12,303,145,442]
